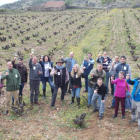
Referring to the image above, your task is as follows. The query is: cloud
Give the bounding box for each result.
[0,0,18,6]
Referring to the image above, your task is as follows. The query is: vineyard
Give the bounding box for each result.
[0,8,140,140]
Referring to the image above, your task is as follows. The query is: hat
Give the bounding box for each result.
[18,57,23,60]
[120,55,126,60]
[56,59,64,64]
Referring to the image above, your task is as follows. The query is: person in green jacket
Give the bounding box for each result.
[2,62,21,115]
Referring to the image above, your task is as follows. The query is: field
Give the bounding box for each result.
[0,8,140,140]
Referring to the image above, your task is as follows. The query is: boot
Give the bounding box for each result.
[77,98,80,108]
[43,89,46,98]
[51,89,54,95]
[69,97,75,105]
[19,95,22,104]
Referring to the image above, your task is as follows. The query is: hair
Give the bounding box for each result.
[97,78,103,82]
[120,55,126,60]
[88,53,92,56]
[97,63,103,66]
[71,64,81,78]
[43,55,51,62]
[119,71,125,76]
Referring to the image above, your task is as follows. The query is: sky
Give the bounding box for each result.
[0,0,18,6]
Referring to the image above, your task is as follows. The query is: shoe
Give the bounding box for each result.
[51,106,56,110]
[35,102,40,105]
[113,115,117,118]
[30,103,33,106]
[87,105,91,108]
[125,109,129,112]
[43,89,46,98]
[92,109,99,113]
[122,115,125,119]
[69,97,75,105]
[12,101,14,106]
[108,105,115,109]
[99,116,103,120]
[5,110,9,115]
[83,90,88,92]
[129,119,137,124]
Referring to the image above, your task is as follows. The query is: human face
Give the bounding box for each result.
[7,62,13,70]
[57,62,63,67]
[70,52,74,58]
[115,56,119,62]
[44,56,48,62]
[32,57,37,65]
[119,73,124,80]
[103,52,107,58]
[97,65,103,72]
[18,59,23,65]
[97,80,103,87]
[120,57,126,64]
[73,65,78,72]
[87,53,92,59]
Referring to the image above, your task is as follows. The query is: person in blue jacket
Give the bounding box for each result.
[39,55,54,98]
[81,53,94,92]
[126,75,140,130]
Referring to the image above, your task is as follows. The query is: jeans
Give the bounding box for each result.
[84,75,88,91]
[88,86,93,105]
[131,100,140,126]
[92,93,106,117]
[105,71,110,93]
[42,77,54,89]
[30,80,40,103]
[51,84,65,106]
[12,84,24,102]
[115,96,126,116]
[72,87,81,98]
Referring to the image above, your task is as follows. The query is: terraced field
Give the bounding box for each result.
[0,8,140,140]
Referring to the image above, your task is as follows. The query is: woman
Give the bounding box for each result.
[70,64,83,106]
[111,71,130,119]
[39,55,54,98]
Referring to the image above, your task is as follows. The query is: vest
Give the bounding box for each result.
[116,63,129,78]
[54,67,66,86]
[88,68,106,88]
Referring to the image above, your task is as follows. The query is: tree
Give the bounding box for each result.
[101,0,116,13]
[65,0,73,7]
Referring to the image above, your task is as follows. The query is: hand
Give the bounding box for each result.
[70,89,72,91]
[5,72,9,76]
[85,58,89,61]
[38,71,41,75]
[98,54,101,58]
[101,100,105,103]
[91,73,94,77]
[40,58,43,61]
[30,53,33,59]
[61,56,63,58]
[108,66,110,69]
[0,72,2,76]
[126,75,130,80]
[81,69,84,73]
[111,76,114,81]
[112,62,114,67]
[94,90,97,93]
[83,66,86,70]
[54,71,57,74]
[14,57,17,61]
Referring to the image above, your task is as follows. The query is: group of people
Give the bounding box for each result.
[0,51,140,130]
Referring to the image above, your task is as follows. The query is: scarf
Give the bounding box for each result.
[56,65,64,70]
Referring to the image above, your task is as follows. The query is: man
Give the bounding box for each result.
[87,63,106,108]
[50,59,69,108]
[96,52,111,93]
[91,78,107,119]
[1,62,21,115]
[81,53,94,92]
[29,54,42,105]
[62,52,77,93]
[126,75,140,130]
[108,55,132,109]
[12,57,28,103]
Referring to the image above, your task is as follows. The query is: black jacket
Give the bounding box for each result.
[93,83,107,100]
[70,73,82,88]
[12,61,28,84]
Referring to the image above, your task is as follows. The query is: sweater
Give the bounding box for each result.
[93,83,107,100]
[111,78,130,97]
[29,58,42,81]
